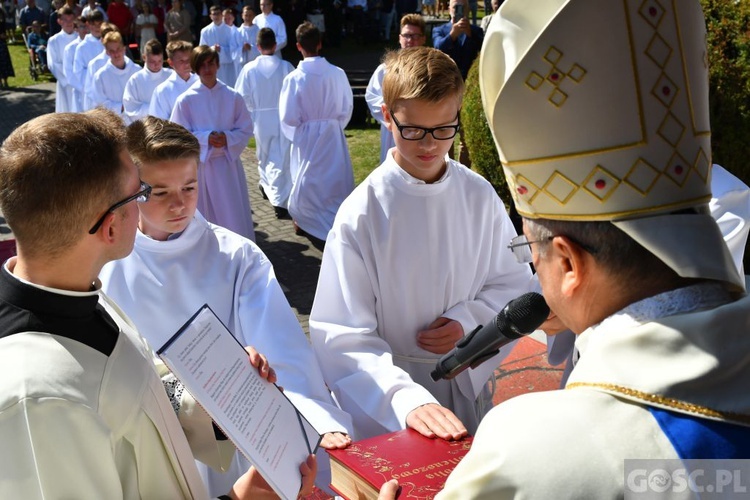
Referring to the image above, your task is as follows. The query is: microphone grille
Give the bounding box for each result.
[504,292,550,333]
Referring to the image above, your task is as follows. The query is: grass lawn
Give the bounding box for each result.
[6,38,56,88]
[346,124,381,185]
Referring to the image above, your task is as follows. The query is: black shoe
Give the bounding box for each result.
[259,184,268,200]
[274,207,291,220]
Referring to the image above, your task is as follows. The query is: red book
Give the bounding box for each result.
[327,429,472,499]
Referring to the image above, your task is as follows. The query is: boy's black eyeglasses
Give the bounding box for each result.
[389,110,460,141]
[88,181,152,234]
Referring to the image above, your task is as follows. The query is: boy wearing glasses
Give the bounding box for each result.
[365,13,425,163]
[309,46,532,441]
[99,116,352,496]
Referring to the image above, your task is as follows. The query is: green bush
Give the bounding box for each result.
[461,58,513,208]
[702,0,750,183]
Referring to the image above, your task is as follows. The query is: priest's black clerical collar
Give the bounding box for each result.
[0,263,119,355]
[0,262,100,319]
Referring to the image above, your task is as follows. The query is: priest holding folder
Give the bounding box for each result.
[379,0,750,497]
[0,108,316,499]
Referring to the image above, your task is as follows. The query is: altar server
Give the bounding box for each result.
[101,116,353,496]
[122,38,172,123]
[199,5,236,86]
[279,21,354,241]
[92,30,140,121]
[47,5,78,112]
[171,45,255,241]
[235,27,293,219]
[149,40,197,120]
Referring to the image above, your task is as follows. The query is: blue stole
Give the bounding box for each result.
[649,407,750,459]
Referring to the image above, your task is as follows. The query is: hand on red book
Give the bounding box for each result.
[320,431,351,449]
[378,479,400,500]
[406,403,468,441]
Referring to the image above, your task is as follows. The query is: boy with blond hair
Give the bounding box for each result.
[92,30,140,120]
[310,46,532,441]
[100,116,351,496]
[148,39,197,119]
[365,13,426,163]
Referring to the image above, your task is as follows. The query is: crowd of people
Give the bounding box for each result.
[1,0,750,498]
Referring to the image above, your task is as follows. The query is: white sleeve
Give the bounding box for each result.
[309,220,438,433]
[365,65,386,127]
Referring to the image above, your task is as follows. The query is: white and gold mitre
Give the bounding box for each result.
[481,0,711,220]
[480,0,744,290]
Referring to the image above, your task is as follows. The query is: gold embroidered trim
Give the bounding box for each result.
[567,382,750,425]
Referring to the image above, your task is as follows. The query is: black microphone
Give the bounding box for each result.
[430,292,550,381]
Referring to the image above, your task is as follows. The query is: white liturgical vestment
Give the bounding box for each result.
[236,54,294,209]
[236,24,260,65]
[440,283,750,499]
[279,56,354,240]
[0,259,231,499]
[100,213,352,495]
[62,37,83,111]
[199,22,237,87]
[71,34,104,109]
[93,57,141,122]
[148,71,198,120]
[310,154,533,439]
[122,65,172,123]
[252,12,286,56]
[365,63,395,164]
[47,30,78,112]
[171,80,256,241]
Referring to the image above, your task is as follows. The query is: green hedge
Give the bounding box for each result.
[702,0,750,182]
[460,58,512,208]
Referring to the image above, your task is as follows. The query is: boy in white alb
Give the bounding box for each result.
[170,45,255,241]
[123,38,172,123]
[279,21,354,241]
[222,8,242,85]
[100,117,352,496]
[83,21,117,110]
[235,27,293,219]
[236,6,259,66]
[92,30,140,122]
[62,17,88,112]
[199,5,236,86]
[309,47,533,441]
[252,0,285,57]
[149,40,197,120]
[47,5,78,112]
[71,10,104,111]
